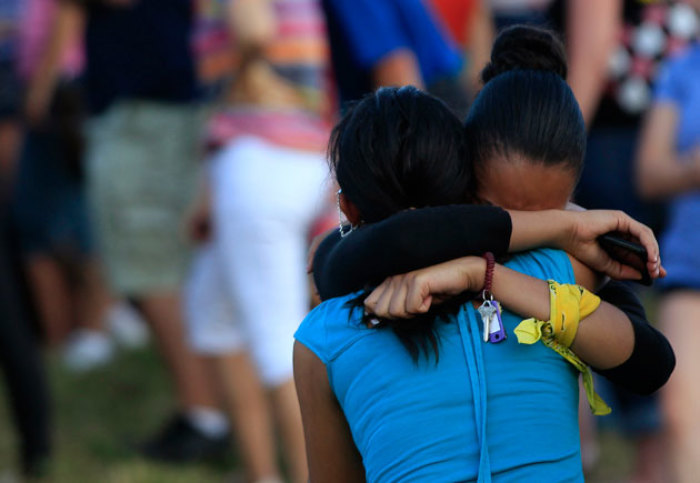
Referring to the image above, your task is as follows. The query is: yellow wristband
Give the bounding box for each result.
[513,281,609,415]
[548,281,601,348]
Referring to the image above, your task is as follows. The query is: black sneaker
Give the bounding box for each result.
[140,414,230,463]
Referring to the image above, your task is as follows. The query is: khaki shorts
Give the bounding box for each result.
[86,101,202,297]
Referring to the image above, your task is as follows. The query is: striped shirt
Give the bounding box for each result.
[196,0,333,153]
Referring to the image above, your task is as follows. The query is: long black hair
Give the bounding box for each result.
[466,25,586,180]
[329,86,473,361]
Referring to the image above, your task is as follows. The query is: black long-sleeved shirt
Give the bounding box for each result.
[313,205,675,395]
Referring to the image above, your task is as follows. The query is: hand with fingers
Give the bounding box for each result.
[364,257,485,320]
[561,209,665,281]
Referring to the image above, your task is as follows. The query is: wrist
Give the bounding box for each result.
[550,210,576,251]
[462,256,487,292]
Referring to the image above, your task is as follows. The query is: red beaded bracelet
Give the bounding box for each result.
[482,252,495,301]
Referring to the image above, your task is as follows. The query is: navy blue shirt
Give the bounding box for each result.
[322,0,462,105]
[83,0,198,114]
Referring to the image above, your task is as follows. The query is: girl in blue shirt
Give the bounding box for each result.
[296,27,667,482]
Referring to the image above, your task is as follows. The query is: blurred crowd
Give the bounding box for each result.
[0,0,699,481]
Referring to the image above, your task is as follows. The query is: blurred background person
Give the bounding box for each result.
[555,2,698,480]
[185,0,333,481]
[0,0,20,177]
[637,11,700,480]
[553,0,698,233]
[321,0,470,115]
[32,0,229,463]
[0,0,52,477]
[17,0,136,372]
[0,203,53,478]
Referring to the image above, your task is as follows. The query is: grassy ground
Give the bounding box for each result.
[0,344,639,483]
[0,347,239,483]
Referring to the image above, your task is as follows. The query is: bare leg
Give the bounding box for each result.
[74,259,111,332]
[270,378,308,483]
[213,353,280,482]
[660,291,700,483]
[25,255,74,346]
[0,120,20,191]
[628,432,668,483]
[137,292,219,410]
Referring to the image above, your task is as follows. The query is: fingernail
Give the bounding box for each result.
[369,317,380,326]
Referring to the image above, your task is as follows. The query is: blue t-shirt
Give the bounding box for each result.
[322,0,462,105]
[654,44,700,289]
[84,0,198,114]
[296,249,583,482]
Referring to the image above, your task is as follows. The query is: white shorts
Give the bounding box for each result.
[185,136,329,387]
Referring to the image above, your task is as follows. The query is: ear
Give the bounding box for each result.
[339,192,362,226]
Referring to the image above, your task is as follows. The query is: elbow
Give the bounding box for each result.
[646,346,676,395]
[630,343,676,396]
[594,337,677,396]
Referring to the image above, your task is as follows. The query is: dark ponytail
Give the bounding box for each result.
[467,25,586,178]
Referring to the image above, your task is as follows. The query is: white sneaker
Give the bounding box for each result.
[62,329,115,372]
[106,302,150,349]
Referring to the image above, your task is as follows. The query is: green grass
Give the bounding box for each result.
[0,347,238,482]
[0,344,638,482]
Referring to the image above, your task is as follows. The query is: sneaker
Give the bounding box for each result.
[62,329,115,372]
[140,414,229,463]
[106,301,150,349]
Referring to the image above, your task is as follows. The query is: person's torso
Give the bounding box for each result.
[322,0,462,106]
[297,249,583,482]
[591,0,698,128]
[84,0,197,114]
[201,0,332,153]
[546,0,698,127]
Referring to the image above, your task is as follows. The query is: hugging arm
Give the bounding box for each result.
[364,257,674,394]
[293,342,365,483]
[365,256,635,369]
[313,205,661,300]
[313,205,512,300]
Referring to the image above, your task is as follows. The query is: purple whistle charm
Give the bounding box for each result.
[488,301,507,344]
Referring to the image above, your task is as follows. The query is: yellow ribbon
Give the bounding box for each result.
[548,281,601,348]
[514,281,611,416]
